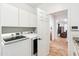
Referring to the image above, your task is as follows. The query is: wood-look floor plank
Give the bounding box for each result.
[48,37,68,56]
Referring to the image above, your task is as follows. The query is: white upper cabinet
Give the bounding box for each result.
[19,9,37,27]
[29,13,37,27]
[1,4,19,26]
[19,9,30,27]
[0,4,37,27]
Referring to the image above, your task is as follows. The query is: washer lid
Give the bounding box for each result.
[24,33,38,39]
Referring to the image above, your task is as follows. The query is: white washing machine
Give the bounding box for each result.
[1,32,28,56]
[22,32,38,56]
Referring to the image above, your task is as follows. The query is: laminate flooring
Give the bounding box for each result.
[48,37,68,56]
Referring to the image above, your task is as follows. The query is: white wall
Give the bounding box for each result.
[49,15,54,40]
[0,4,2,56]
[37,3,79,56]
[0,9,1,56]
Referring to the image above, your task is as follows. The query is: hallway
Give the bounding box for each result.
[49,37,68,56]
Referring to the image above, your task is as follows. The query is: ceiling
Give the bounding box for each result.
[27,3,42,8]
[52,10,67,16]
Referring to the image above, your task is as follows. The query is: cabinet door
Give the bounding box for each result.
[29,13,37,27]
[26,39,31,56]
[2,39,31,56]
[19,9,37,27]
[1,4,18,26]
[19,9,30,27]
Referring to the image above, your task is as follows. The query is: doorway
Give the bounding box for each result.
[49,10,68,56]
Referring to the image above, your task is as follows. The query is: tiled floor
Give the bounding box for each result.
[48,37,68,56]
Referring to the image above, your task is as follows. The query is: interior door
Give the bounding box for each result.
[37,8,50,56]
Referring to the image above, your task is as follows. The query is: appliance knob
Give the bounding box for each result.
[38,38,42,40]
